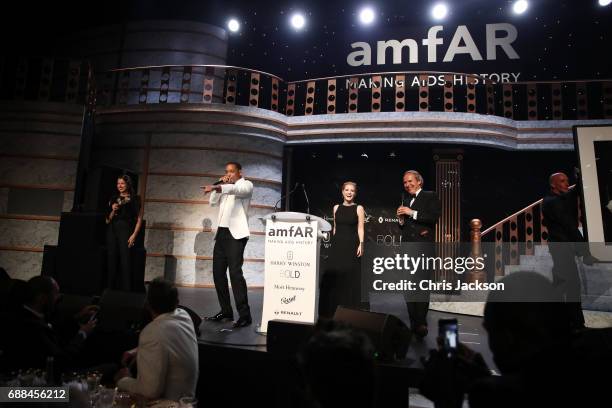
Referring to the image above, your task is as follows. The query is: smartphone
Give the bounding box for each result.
[438,318,459,355]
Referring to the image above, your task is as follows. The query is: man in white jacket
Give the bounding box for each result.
[116,278,199,400]
[202,161,253,328]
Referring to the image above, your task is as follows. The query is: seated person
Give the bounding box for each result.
[298,321,376,408]
[420,272,612,408]
[3,276,97,373]
[115,278,199,400]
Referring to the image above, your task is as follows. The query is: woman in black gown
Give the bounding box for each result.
[106,175,142,291]
[319,181,365,317]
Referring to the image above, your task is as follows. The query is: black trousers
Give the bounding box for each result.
[406,289,431,329]
[212,228,250,319]
[404,240,432,329]
[549,242,585,329]
[107,220,132,291]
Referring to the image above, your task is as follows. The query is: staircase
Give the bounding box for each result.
[431,197,612,322]
[504,244,612,312]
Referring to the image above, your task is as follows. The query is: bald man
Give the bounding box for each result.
[541,171,594,330]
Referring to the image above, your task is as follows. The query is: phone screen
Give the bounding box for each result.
[438,319,458,353]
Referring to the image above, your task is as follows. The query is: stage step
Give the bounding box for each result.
[502,249,612,311]
[534,244,551,257]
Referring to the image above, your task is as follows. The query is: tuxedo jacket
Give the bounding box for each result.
[117,308,199,400]
[399,190,442,243]
[4,307,85,371]
[209,177,253,240]
[542,187,583,243]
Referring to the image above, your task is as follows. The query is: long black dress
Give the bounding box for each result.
[106,194,141,291]
[319,204,361,317]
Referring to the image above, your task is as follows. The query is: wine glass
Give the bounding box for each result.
[179,396,198,408]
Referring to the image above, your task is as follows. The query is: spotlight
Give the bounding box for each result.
[599,0,611,6]
[431,3,448,20]
[512,0,528,14]
[227,18,240,33]
[361,153,369,159]
[337,153,344,159]
[389,152,396,158]
[290,13,306,30]
[359,7,375,25]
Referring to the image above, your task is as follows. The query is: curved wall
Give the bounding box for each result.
[93,105,286,286]
[0,101,83,280]
[60,20,228,71]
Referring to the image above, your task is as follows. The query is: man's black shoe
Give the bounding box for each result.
[582,255,600,266]
[205,311,233,322]
[232,316,252,328]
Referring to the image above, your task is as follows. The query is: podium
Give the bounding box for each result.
[258,212,332,333]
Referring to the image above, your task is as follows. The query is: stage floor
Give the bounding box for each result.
[177,287,498,372]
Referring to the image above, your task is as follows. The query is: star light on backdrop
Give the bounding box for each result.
[513,1,529,15]
[7,1,611,85]
[431,3,449,20]
[290,13,306,30]
[217,1,612,82]
[227,18,240,33]
[359,7,376,25]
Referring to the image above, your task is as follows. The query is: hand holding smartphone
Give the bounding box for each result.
[438,318,458,357]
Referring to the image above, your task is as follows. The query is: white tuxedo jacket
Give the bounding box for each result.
[117,308,199,400]
[209,177,253,239]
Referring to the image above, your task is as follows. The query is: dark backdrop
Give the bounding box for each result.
[287,143,576,244]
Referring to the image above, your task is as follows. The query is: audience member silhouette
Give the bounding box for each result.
[3,276,97,373]
[420,272,612,408]
[298,321,377,408]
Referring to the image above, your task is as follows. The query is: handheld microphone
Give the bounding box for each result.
[213,180,224,185]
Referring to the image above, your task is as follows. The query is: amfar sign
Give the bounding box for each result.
[260,220,319,332]
[347,23,519,67]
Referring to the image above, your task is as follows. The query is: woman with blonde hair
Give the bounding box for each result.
[319,181,365,317]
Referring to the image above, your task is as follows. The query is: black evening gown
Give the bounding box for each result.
[319,204,361,317]
[106,195,141,291]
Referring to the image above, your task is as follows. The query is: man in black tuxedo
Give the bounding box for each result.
[3,276,98,373]
[396,170,441,339]
[542,171,597,331]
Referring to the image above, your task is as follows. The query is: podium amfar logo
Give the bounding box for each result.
[268,226,314,237]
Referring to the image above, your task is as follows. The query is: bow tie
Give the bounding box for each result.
[407,194,416,201]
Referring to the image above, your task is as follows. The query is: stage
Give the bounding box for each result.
[180,288,491,369]
[176,287,496,406]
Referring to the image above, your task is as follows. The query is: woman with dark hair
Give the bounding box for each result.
[106,175,142,291]
[319,181,365,317]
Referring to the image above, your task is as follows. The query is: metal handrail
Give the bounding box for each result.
[481,184,576,236]
[107,64,285,81]
[481,198,544,236]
